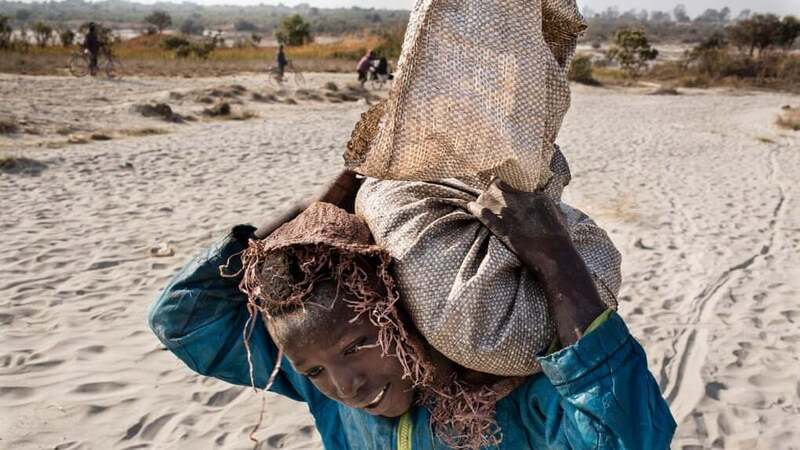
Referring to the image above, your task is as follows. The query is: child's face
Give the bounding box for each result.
[268,284,416,418]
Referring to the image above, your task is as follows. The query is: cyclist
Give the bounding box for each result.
[276,44,288,82]
[83,22,100,76]
[356,49,375,87]
[371,56,393,86]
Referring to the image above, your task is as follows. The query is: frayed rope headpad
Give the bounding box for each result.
[235,201,507,449]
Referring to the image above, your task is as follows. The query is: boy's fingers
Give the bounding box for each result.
[474,188,507,216]
[467,201,508,238]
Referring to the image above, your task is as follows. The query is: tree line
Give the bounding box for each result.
[0,0,408,35]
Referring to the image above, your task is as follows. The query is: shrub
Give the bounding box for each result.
[59,28,75,47]
[568,54,597,84]
[0,15,11,49]
[777,16,800,50]
[145,11,172,34]
[779,55,800,83]
[175,44,191,59]
[162,35,190,50]
[275,14,312,46]
[32,21,53,47]
[192,41,215,59]
[728,14,781,56]
[606,28,658,79]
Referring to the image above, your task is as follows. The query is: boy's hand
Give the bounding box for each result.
[466,179,572,276]
[467,178,606,346]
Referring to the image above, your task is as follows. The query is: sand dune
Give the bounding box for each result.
[1,73,799,449]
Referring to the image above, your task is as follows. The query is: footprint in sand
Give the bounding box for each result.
[140,413,176,440]
[206,386,243,407]
[266,433,288,449]
[214,432,228,446]
[121,414,147,440]
[73,381,127,394]
[0,386,36,400]
[705,381,728,401]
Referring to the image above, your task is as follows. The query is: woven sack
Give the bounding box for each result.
[355,149,621,376]
[346,0,586,192]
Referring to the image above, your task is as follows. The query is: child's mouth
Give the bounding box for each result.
[364,383,390,410]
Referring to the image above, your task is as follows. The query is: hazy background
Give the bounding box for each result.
[7,0,800,16]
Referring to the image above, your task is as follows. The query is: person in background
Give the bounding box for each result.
[276,44,288,82]
[83,22,100,76]
[356,49,375,87]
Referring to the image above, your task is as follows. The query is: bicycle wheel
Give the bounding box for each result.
[266,68,282,88]
[293,70,306,88]
[103,55,122,80]
[68,53,90,77]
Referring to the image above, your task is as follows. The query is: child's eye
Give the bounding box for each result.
[306,367,323,378]
[344,338,367,355]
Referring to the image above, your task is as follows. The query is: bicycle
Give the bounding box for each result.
[367,59,393,90]
[368,71,393,90]
[266,62,305,88]
[69,48,122,79]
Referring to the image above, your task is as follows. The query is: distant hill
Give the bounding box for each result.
[0,0,410,34]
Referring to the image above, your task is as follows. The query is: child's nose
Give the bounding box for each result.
[332,369,366,400]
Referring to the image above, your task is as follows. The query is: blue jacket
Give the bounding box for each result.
[148,230,676,450]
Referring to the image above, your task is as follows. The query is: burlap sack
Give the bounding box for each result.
[346,0,586,192]
[355,149,621,376]
[345,0,619,376]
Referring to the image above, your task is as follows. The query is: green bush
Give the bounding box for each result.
[275,14,312,46]
[59,28,75,47]
[607,28,658,79]
[727,14,800,56]
[162,35,190,50]
[0,15,11,49]
[568,54,596,84]
[175,44,191,58]
[145,11,172,34]
[32,21,53,47]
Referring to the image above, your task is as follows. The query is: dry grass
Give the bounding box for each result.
[0,33,384,77]
[776,108,800,131]
[647,53,800,94]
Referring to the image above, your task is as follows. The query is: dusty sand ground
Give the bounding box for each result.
[1,73,799,450]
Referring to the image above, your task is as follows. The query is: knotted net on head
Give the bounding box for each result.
[237,202,510,449]
[346,0,586,192]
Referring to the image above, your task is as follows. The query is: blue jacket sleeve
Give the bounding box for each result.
[535,313,677,449]
[147,227,322,404]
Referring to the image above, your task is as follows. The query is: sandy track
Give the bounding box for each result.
[1,75,799,449]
